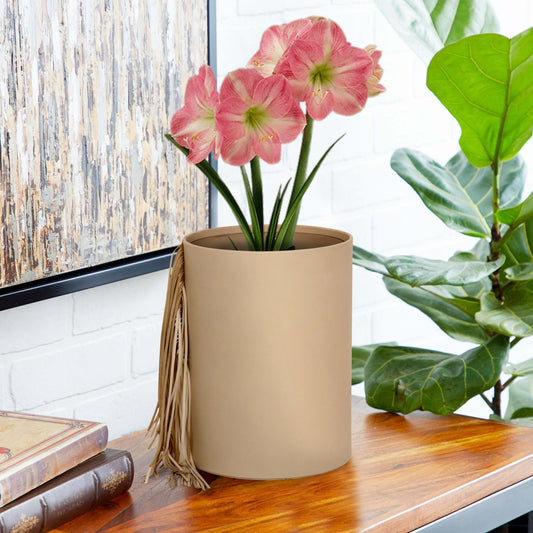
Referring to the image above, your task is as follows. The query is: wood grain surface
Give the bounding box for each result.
[0,0,209,289]
[50,397,533,532]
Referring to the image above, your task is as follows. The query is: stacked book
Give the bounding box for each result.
[0,411,134,532]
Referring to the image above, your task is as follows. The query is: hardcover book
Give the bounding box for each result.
[0,411,108,507]
[0,449,133,533]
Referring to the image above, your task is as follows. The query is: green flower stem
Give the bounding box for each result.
[279,112,314,250]
[250,156,264,249]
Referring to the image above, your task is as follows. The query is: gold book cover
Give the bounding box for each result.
[0,411,108,507]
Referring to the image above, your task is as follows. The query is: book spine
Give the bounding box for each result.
[0,424,108,507]
[0,451,133,533]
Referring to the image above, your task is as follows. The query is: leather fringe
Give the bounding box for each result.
[145,245,209,490]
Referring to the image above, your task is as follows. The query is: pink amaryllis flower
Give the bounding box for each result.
[170,65,221,164]
[247,18,312,77]
[365,45,385,97]
[277,18,374,121]
[216,68,306,166]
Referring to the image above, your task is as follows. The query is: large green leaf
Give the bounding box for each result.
[352,343,396,385]
[353,243,503,287]
[384,277,489,343]
[505,356,533,378]
[391,150,525,238]
[505,376,533,420]
[427,28,533,168]
[365,335,509,415]
[476,284,533,338]
[496,190,533,228]
[375,0,498,64]
[500,218,533,270]
[504,263,533,282]
[352,246,389,276]
[385,254,503,287]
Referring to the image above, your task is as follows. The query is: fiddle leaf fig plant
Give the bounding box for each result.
[353,26,533,419]
[375,0,498,63]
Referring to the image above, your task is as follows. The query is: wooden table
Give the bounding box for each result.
[51,397,533,532]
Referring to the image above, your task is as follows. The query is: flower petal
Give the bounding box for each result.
[306,90,334,120]
[221,136,255,166]
[215,97,249,139]
[252,75,294,117]
[220,68,263,104]
[253,134,282,164]
[331,84,368,116]
[269,102,306,142]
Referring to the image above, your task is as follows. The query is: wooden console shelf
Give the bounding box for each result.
[51,397,533,532]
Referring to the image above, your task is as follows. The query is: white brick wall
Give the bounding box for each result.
[1,1,532,437]
[0,272,166,439]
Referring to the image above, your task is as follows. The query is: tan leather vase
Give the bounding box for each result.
[183,225,353,479]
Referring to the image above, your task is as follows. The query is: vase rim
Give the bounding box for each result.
[183,225,352,254]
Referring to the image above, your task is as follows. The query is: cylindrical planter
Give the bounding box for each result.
[183,225,353,479]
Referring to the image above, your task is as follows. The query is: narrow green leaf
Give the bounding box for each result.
[352,246,389,276]
[384,277,489,343]
[274,134,344,250]
[384,254,504,287]
[427,28,533,168]
[265,180,291,250]
[364,335,509,415]
[375,0,498,63]
[504,263,533,282]
[476,285,533,338]
[505,376,533,420]
[391,150,525,237]
[166,134,255,250]
[250,156,264,249]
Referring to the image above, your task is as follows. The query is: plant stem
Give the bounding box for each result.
[502,375,517,391]
[480,393,493,410]
[492,379,503,417]
[510,337,522,348]
[489,161,503,301]
[279,112,314,250]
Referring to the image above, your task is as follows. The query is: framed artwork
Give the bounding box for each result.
[0,0,215,310]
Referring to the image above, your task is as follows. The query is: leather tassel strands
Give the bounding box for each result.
[145,245,209,490]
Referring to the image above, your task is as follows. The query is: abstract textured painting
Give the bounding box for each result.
[0,0,209,290]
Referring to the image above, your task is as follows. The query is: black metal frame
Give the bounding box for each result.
[0,0,217,312]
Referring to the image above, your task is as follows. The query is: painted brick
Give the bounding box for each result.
[373,101,453,156]
[352,309,372,346]
[353,267,390,309]
[72,271,167,334]
[332,157,412,213]
[26,404,74,419]
[373,8,410,54]
[0,297,72,355]
[74,378,158,440]
[132,320,161,376]
[11,334,128,410]
[312,112,373,163]
[371,302,446,346]
[237,0,326,16]
[333,214,372,251]
[371,201,458,255]
[0,360,14,411]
